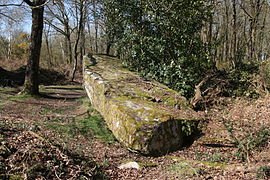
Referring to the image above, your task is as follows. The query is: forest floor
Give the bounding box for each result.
[0,67,270,179]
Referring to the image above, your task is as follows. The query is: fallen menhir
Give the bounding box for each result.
[83,55,200,156]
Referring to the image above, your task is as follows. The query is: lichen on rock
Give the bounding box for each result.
[83,55,200,156]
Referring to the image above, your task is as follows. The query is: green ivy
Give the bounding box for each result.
[101,0,212,98]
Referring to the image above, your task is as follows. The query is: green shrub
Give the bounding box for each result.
[227,62,259,98]
[103,0,212,98]
[259,59,270,90]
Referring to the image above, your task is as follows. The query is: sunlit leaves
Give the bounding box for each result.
[101,0,212,97]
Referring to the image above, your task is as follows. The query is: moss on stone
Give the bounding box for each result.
[83,55,200,155]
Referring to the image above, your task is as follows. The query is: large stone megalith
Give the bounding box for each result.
[83,55,200,156]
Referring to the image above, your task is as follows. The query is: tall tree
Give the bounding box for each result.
[21,0,46,95]
[70,0,88,81]
[207,0,270,67]
[45,0,73,64]
[93,0,98,53]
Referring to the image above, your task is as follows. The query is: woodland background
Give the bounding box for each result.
[1,1,270,179]
[0,0,270,99]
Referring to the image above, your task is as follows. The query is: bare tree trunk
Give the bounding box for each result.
[224,0,230,62]
[106,42,112,55]
[60,42,65,63]
[7,35,11,60]
[64,27,73,64]
[232,0,237,67]
[93,0,98,53]
[249,18,255,60]
[258,7,267,60]
[45,1,73,64]
[71,40,79,82]
[44,25,52,67]
[245,0,262,61]
[79,32,86,67]
[70,0,86,82]
[22,0,45,95]
[86,16,93,52]
[253,0,263,61]
[79,8,87,68]
[243,16,248,61]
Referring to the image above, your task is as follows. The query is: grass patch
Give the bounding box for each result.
[167,156,228,170]
[40,107,52,115]
[166,162,204,178]
[42,93,115,143]
[50,117,66,123]
[75,116,115,143]
[45,115,115,144]
[51,108,66,114]
[40,107,67,115]
[7,94,31,101]
[208,153,226,163]
[196,151,229,163]
[76,96,91,106]
[0,87,19,94]
[0,90,10,95]
[43,95,115,143]
[0,121,31,131]
[45,122,78,136]
[0,89,30,106]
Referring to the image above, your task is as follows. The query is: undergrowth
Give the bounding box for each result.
[222,118,270,162]
[256,166,270,179]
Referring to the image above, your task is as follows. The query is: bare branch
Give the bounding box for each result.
[0,2,24,7]
[0,12,16,21]
[239,3,252,19]
[44,18,66,36]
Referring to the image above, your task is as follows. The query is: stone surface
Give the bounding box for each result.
[118,161,141,169]
[83,55,200,156]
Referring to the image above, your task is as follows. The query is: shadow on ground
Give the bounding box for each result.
[0,66,69,87]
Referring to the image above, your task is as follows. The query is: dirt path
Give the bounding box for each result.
[0,86,270,179]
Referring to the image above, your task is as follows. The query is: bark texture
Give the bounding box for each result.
[23,0,45,95]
